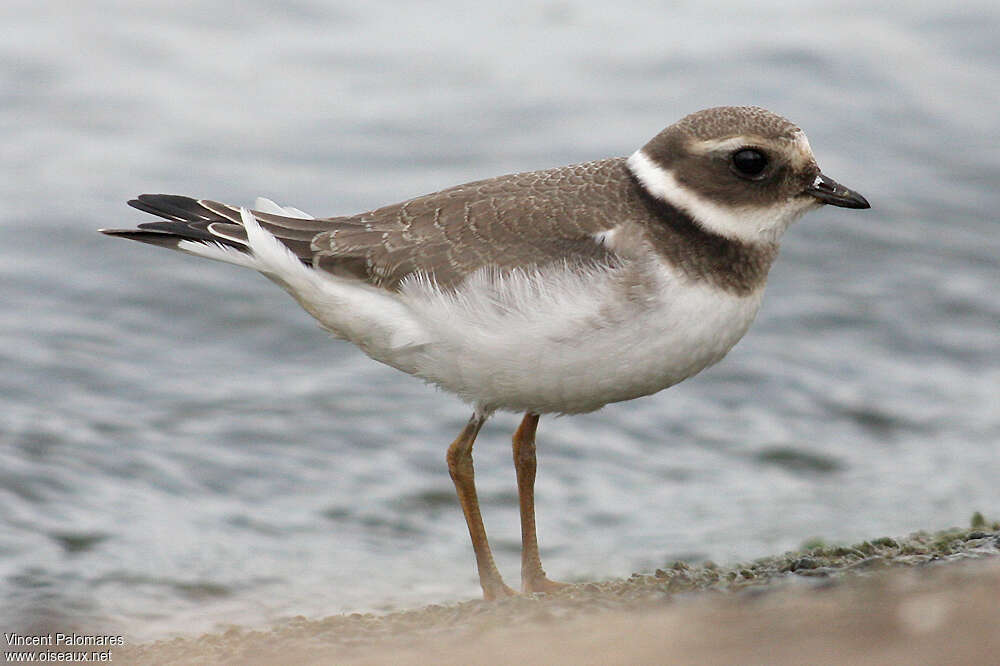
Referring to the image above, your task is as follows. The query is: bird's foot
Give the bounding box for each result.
[482,580,518,601]
[522,574,569,595]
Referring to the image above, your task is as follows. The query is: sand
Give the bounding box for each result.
[118,522,1000,665]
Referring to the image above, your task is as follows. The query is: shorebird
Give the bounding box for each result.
[101,106,869,599]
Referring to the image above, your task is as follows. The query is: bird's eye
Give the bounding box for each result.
[730,148,768,179]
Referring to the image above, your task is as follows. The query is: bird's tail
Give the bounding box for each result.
[100,194,322,267]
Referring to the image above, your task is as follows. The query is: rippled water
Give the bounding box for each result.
[2,0,998,641]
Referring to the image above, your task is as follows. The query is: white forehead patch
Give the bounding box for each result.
[626,149,814,244]
[791,130,817,167]
[794,129,813,154]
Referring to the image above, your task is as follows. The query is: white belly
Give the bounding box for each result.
[394,259,765,414]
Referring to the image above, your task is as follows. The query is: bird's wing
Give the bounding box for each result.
[104,158,634,291]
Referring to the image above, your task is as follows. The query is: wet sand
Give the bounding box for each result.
[120,522,999,665]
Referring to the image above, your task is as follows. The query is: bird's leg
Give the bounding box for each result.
[512,412,567,593]
[446,412,516,600]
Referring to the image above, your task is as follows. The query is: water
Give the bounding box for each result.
[2,0,998,641]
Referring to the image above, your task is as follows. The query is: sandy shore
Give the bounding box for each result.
[118,522,999,665]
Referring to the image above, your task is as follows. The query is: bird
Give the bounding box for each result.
[101,106,870,600]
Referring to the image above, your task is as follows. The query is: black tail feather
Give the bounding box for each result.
[127,194,218,222]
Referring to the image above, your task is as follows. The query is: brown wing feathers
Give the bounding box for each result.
[104,159,626,291]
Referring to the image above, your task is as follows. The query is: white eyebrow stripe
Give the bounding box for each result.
[693,136,760,154]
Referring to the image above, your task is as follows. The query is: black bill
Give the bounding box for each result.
[806,173,871,209]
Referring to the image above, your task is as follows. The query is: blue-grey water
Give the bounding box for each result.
[2,0,998,642]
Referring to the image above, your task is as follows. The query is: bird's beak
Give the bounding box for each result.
[805,173,870,209]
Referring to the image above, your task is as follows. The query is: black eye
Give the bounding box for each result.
[731,148,768,179]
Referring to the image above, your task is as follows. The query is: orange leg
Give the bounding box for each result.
[512,413,567,593]
[447,413,516,600]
